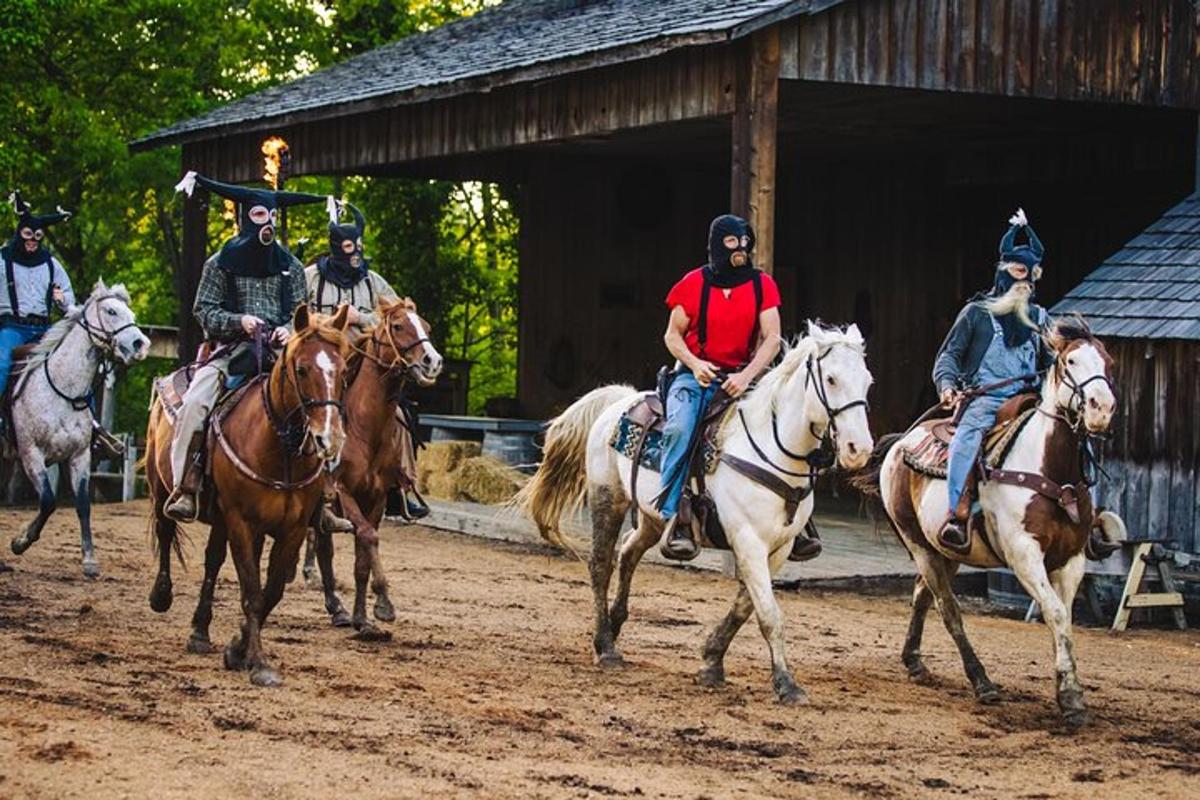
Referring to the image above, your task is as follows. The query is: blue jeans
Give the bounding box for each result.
[0,322,49,396]
[946,395,1008,512]
[658,371,715,518]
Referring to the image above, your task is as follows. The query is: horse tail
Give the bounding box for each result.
[849,431,905,502]
[511,384,636,551]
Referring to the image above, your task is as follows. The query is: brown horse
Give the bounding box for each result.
[144,304,351,686]
[853,319,1117,727]
[308,297,443,634]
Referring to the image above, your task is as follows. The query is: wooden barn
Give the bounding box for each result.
[1054,192,1200,557]
[133,0,1200,435]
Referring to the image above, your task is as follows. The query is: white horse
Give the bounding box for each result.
[7,281,150,577]
[516,323,873,704]
[853,318,1117,727]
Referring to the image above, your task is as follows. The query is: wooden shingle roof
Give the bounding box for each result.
[134,0,846,150]
[1053,193,1200,340]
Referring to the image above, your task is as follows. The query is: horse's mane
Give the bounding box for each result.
[1045,314,1094,353]
[23,282,132,371]
[738,321,866,425]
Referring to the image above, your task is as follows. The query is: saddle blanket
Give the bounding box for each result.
[608,403,732,475]
[901,405,1037,479]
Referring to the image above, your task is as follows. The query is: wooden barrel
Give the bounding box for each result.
[483,430,541,472]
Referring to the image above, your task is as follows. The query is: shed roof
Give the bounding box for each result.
[134,0,845,150]
[1053,193,1200,340]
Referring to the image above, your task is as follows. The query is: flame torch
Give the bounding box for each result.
[261,136,291,246]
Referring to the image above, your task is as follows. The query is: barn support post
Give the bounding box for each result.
[1195,112,1199,192]
[731,27,780,274]
[178,146,208,363]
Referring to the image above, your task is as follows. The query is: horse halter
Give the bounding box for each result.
[355,311,432,378]
[803,346,869,445]
[76,293,139,352]
[1055,351,1114,434]
[263,331,345,457]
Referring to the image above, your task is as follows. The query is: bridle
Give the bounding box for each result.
[351,310,432,379]
[31,292,138,410]
[262,329,346,459]
[1042,342,1116,486]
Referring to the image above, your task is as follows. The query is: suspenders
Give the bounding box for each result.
[4,253,56,319]
[315,271,374,315]
[696,269,764,361]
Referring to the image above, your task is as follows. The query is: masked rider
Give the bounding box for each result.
[932,208,1054,554]
[164,171,345,527]
[304,201,429,520]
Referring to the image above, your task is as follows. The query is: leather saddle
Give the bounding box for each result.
[1,344,46,453]
[901,393,1040,480]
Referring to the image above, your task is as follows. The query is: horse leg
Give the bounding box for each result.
[900,575,938,684]
[149,510,178,612]
[10,454,56,556]
[247,530,306,687]
[1049,553,1085,628]
[734,535,807,705]
[187,522,228,654]
[350,534,373,632]
[302,528,319,588]
[1010,541,1088,727]
[67,450,98,578]
[222,520,263,677]
[313,529,351,627]
[608,518,663,641]
[697,585,753,688]
[589,484,629,667]
[912,549,999,703]
[344,493,394,624]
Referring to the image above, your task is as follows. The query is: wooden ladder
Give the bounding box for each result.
[1111,540,1187,633]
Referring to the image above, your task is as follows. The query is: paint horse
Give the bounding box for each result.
[7,281,149,577]
[853,318,1117,728]
[307,297,443,634]
[516,323,873,704]
[144,304,351,686]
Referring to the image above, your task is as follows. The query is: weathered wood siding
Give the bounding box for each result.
[1095,338,1200,554]
[781,0,1200,108]
[184,45,741,183]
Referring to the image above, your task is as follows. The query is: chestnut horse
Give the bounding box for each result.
[853,318,1116,727]
[308,297,443,634]
[144,305,351,686]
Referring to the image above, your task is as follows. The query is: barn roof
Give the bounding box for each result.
[134,0,846,150]
[1053,193,1200,340]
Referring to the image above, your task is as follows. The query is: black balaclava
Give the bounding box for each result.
[175,171,331,278]
[991,208,1045,348]
[703,214,757,288]
[318,202,368,289]
[3,191,71,268]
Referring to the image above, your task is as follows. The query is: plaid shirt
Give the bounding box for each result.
[193,254,307,343]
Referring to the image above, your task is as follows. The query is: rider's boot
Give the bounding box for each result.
[165,433,204,523]
[402,487,430,521]
[788,518,823,562]
[318,479,354,533]
[659,507,700,562]
[937,492,973,555]
[92,421,125,461]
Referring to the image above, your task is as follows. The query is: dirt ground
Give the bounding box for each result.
[0,500,1197,799]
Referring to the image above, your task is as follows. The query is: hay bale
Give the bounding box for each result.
[423,472,462,502]
[418,440,482,475]
[456,455,528,505]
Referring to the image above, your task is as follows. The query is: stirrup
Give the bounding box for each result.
[320,503,354,534]
[92,424,125,460]
[164,489,198,523]
[659,515,700,562]
[937,519,972,555]
[404,489,430,521]
[787,534,822,562]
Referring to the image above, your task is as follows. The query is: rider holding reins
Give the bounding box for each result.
[933,208,1055,554]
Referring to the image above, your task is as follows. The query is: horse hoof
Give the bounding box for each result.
[223,641,245,671]
[696,665,726,688]
[351,624,392,642]
[81,559,100,579]
[148,578,173,613]
[330,608,352,628]
[373,597,396,623]
[303,571,320,589]
[10,536,30,556]
[187,635,214,655]
[907,663,935,686]
[1062,707,1091,731]
[774,676,809,706]
[976,683,1002,705]
[250,666,283,688]
[594,652,626,669]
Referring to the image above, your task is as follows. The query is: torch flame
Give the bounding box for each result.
[262,136,289,190]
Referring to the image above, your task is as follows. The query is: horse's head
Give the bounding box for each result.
[82,281,150,364]
[1045,317,1116,435]
[801,322,874,470]
[370,297,443,386]
[279,304,351,462]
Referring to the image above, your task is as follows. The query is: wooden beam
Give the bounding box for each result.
[177,147,208,363]
[731,27,780,274]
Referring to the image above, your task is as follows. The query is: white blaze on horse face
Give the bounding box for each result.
[819,346,874,470]
[1066,342,1115,433]
[406,311,443,376]
[315,349,338,454]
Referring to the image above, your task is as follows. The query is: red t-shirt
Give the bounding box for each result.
[665,267,781,370]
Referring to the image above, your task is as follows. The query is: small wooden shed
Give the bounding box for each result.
[1053,192,1200,557]
[133,0,1200,432]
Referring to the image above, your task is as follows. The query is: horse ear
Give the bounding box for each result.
[845,323,864,344]
[330,303,351,331]
[376,296,395,314]
[293,303,311,332]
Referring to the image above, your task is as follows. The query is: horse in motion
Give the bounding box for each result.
[516,323,873,704]
[306,297,443,634]
[144,304,351,686]
[7,281,149,577]
[853,318,1116,727]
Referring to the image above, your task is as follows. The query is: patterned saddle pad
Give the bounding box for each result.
[608,392,734,475]
[153,366,196,424]
[901,394,1039,479]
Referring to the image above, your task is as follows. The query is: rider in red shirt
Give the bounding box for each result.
[658,214,783,560]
